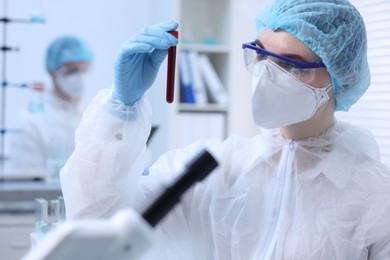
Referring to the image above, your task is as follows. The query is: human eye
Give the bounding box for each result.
[61,67,80,75]
[68,68,80,74]
[254,50,267,63]
[289,67,317,83]
[294,67,316,78]
[274,60,295,72]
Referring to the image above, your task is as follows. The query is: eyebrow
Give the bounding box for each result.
[255,39,310,62]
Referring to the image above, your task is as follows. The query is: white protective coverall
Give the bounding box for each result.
[8,90,81,172]
[61,89,390,260]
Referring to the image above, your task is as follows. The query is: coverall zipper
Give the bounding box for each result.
[258,141,296,259]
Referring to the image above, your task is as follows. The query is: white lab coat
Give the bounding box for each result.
[8,90,81,172]
[61,89,390,260]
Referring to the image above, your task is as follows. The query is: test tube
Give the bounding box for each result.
[58,196,66,222]
[166,31,179,103]
[50,199,60,229]
[34,198,48,235]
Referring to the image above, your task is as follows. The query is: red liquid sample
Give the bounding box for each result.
[166,31,178,103]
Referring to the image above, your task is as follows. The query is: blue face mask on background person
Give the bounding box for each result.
[252,60,331,129]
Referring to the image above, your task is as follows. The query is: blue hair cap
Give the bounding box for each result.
[45,36,93,72]
[256,0,370,111]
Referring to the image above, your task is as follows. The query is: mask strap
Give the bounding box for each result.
[324,84,332,92]
[316,84,332,106]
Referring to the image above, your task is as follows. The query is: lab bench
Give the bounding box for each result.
[0,180,62,260]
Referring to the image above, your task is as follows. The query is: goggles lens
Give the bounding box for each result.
[242,42,327,84]
[56,64,88,76]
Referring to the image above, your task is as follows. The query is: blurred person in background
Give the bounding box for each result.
[8,36,93,178]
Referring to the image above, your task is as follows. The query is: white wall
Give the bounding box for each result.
[1,0,172,163]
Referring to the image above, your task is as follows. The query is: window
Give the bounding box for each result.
[336,0,390,166]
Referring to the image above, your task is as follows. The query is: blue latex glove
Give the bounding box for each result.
[113,21,179,106]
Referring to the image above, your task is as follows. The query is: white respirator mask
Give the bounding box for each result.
[56,72,85,99]
[251,60,332,129]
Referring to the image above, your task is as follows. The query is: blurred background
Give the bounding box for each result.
[1,0,177,169]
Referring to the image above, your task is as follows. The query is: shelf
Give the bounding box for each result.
[168,0,234,150]
[178,103,228,113]
[0,180,62,204]
[179,43,230,53]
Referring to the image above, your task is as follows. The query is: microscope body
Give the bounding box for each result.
[23,208,154,260]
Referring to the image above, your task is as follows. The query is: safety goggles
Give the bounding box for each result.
[242,41,327,84]
[56,64,88,76]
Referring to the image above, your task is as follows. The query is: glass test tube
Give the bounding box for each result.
[34,198,48,235]
[50,199,60,229]
[166,31,179,103]
[58,196,66,222]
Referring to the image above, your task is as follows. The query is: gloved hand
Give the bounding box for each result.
[112,20,179,106]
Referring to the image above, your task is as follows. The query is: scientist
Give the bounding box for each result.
[61,0,390,259]
[9,36,93,175]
